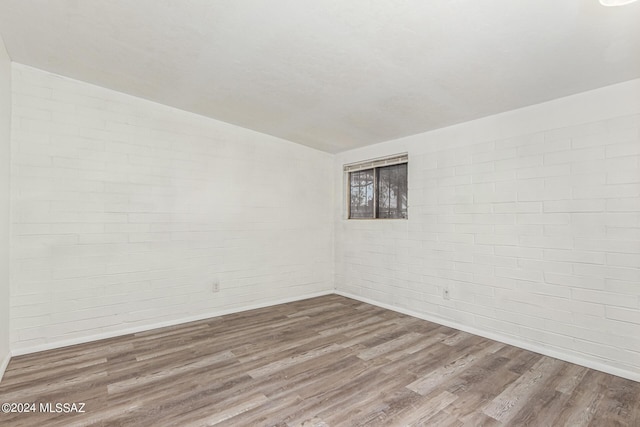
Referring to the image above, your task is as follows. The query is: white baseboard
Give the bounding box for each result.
[10,290,334,357]
[335,290,640,383]
[8,289,639,383]
[0,350,10,384]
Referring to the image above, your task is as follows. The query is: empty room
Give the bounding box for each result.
[0,1,639,426]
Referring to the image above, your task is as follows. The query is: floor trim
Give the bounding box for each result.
[0,350,10,384]
[10,290,334,357]
[336,290,640,383]
[8,289,639,383]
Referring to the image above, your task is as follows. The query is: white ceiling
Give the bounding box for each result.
[0,1,639,153]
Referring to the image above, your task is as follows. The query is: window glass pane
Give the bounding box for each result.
[349,169,374,218]
[376,163,407,218]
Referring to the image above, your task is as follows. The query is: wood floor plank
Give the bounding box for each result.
[407,341,504,397]
[1,295,638,426]
[384,390,459,426]
[482,356,564,423]
[356,331,424,361]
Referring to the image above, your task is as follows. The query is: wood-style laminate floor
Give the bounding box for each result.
[1,295,639,426]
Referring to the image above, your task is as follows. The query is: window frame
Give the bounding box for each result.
[344,153,408,220]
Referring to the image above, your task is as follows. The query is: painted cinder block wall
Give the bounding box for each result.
[335,79,640,381]
[5,62,640,382]
[0,34,12,379]
[9,64,334,354]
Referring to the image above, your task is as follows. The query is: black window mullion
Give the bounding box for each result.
[373,167,378,219]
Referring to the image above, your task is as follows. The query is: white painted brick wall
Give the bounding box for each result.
[0,34,11,377]
[10,64,334,352]
[335,79,640,378]
[5,64,640,381]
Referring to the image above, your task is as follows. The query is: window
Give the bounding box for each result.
[345,154,408,219]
